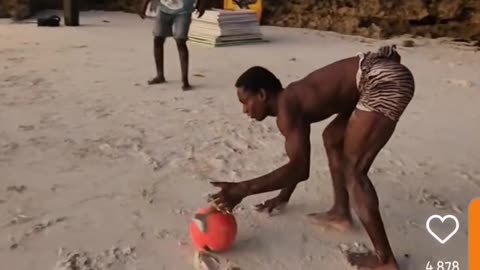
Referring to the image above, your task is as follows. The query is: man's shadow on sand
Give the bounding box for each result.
[220,203,411,269]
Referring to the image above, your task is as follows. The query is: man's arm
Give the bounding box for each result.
[242,121,311,196]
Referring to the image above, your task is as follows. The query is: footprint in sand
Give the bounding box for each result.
[1,142,19,155]
[83,105,112,119]
[0,48,21,54]
[4,75,22,82]
[457,171,473,181]
[223,139,245,154]
[6,185,27,193]
[141,188,156,204]
[455,170,480,188]
[446,79,474,88]
[176,108,191,113]
[18,125,35,131]
[185,119,200,128]
[416,188,463,213]
[155,228,177,239]
[10,216,68,250]
[173,208,190,216]
[6,57,25,63]
[208,155,229,170]
[28,136,55,151]
[194,252,240,270]
[95,108,113,119]
[338,242,372,266]
[204,97,214,106]
[194,252,220,270]
[39,113,62,128]
[138,151,162,170]
[30,78,45,86]
[54,246,135,270]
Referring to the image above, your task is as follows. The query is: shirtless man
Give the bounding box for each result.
[209,45,415,270]
[138,0,209,90]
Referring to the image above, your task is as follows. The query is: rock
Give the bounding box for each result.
[3,0,32,20]
[3,0,480,42]
[262,0,480,41]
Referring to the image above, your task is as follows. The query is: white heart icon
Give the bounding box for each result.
[425,215,459,244]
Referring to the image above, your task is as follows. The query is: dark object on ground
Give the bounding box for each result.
[37,15,60,26]
[64,0,79,26]
[233,0,256,9]
[402,40,415,47]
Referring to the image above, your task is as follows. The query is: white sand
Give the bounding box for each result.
[1,11,479,270]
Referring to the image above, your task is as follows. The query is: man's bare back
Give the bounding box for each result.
[277,56,360,124]
[209,45,414,270]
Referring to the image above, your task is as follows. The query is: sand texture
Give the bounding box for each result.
[1,11,480,270]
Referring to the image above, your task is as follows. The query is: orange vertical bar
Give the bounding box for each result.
[470,198,480,270]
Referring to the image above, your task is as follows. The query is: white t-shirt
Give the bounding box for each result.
[158,0,195,14]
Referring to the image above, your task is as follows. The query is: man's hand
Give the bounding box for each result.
[254,183,297,214]
[254,195,288,214]
[208,181,247,213]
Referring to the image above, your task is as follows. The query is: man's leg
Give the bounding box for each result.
[173,13,192,90]
[175,38,191,90]
[307,113,352,231]
[343,109,398,270]
[148,36,166,84]
[149,11,172,85]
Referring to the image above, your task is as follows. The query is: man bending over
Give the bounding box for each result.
[209,45,415,270]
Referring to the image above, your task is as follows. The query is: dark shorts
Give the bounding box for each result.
[355,45,415,122]
[153,11,192,40]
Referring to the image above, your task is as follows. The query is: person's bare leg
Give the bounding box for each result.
[343,110,398,270]
[307,113,352,231]
[148,36,166,85]
[175,38,192,90]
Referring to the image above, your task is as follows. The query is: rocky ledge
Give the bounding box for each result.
[262,0,480,41]
[1,0,479,42]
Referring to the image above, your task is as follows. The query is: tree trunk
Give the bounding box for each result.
[63,0,79,26]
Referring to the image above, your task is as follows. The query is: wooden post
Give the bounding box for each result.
[64,0,79,26]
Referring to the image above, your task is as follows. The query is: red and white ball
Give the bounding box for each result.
[189,206,237,252]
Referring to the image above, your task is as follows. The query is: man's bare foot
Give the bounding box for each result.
[182,84,193,91]
[307,210,352,231]
[148,76,166,85]
[346,252,398,270]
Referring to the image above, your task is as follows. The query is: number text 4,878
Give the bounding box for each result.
[426,261,459,270]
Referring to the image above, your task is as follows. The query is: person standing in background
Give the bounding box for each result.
[138,0,209,90]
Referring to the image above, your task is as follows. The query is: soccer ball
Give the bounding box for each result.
[189,206,237,252]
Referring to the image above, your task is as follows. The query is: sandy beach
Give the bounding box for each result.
[1,11,480,270]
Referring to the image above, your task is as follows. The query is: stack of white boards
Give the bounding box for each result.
[188,9,266,47]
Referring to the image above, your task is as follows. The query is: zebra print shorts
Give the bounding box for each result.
[355,45,415,122]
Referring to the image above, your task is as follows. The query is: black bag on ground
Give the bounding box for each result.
[37,15,61,27]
